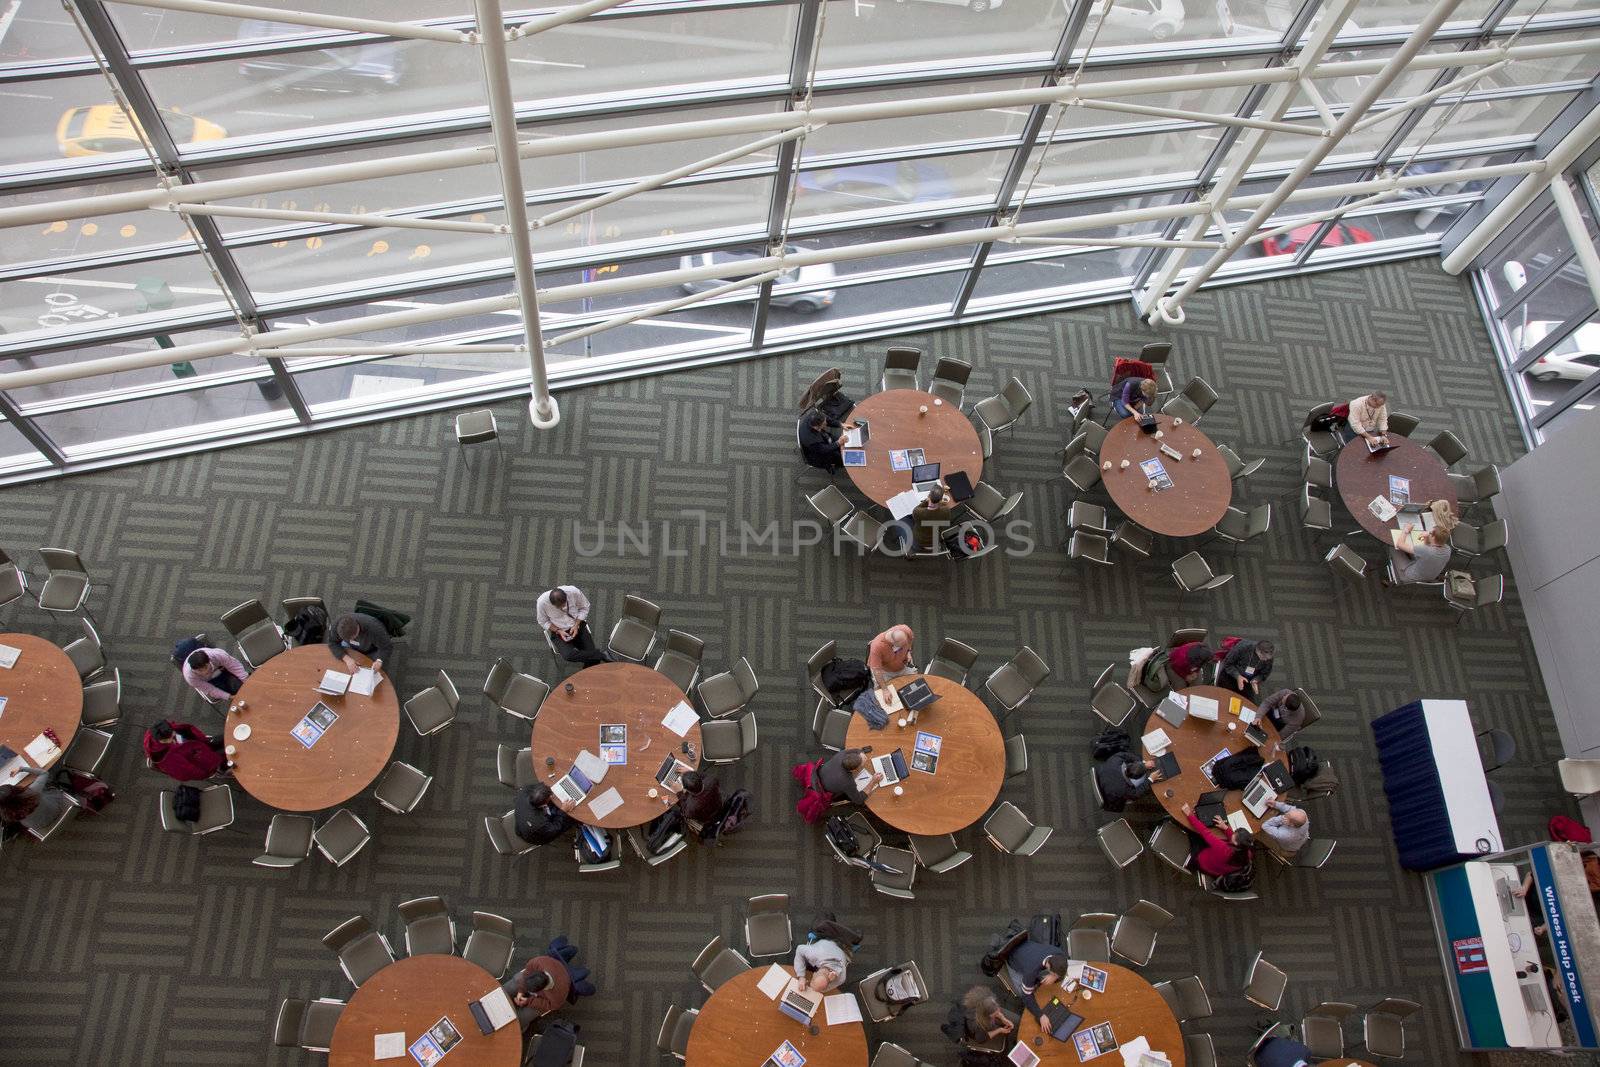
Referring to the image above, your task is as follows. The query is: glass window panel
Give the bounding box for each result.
[31,378,295,455]
[1518,314,1600,425]
[506,6,794,108]
[531,175,773,259]
[1483,201,1573,307]
[793,150,1002,227]
[295,350,521,412]
[2,180,196,266]
[766,265,961,343]
[1069,60,1261,134]
[0,0,92,64]
[234,224,511,302]
[1474,31,1599,89]
[1498,0,1600,27]
[0,256,230,346]
[0,418,43,464]
[1397,93,1578,155]
[1537,385,1600,442]
[7,327,271,407]
[1016,128,1214,203]
[804,78,1035,159]
[816,0,1059,74]
[109,2,467,51]
[544,275,753,365]
[1501,269,1596,358]
[1326,0,1499,35]
[1,76,160,170]
[1074,0,1283,55]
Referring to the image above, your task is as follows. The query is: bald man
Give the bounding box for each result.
[867,626,917,686]
[1259,800,1310,855]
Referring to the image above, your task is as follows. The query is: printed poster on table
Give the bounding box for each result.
[1139,457,1174,491]
[1079,964,1109,992]
[768,1039,806,1067]
[290,702,339,749]
[600,724,628,765]
[1388,474,1411,506]
[912,731,942,774]
[408,1017,462,1065]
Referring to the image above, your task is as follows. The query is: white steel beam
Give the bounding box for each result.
[543,270,783,349]
[1008,237,1223,250]
[1347,60,1511,135]
[1150,0,1469,324]
[1549,176,1600,311]
[510,0,637,39]
[1442,98,1600,273]
[474,0,558,427]
[1074,98,1328,137]
[99,0,473,43]
[177,203,506,235]
[0,159,1541,391]
[269,345,526,358]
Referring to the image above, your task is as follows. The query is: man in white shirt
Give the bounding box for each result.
[1347,391,1389,446]
[1259,800,1310,855]
[536,585,609,667]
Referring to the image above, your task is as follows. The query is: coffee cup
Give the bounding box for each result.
[897,717,907,728]
[1227,722,1238,732]
[1173,417,1184,425]
[224,745,237,757]
[1102,460,1111,470]
[647,787,659,799]
[1154,430,1164,439]
[892,785,904,797]
[933,397,943,406]
[1192,448,1202,458]
[1119,459,1130,469]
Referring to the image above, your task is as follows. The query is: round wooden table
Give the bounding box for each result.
[328,954,521,1067]
[1100,413,1231,537]
[529,661,700,830]
[1016,962,1185,1064]
[686,964,869,1067]
[0,633,81,769]
[1319,1060,1379,1066]
[1141,685,1289,836]
[843,389,983,507]
[1336,435,1457,540]
[226,644,400,812]
[845,674,1005,835]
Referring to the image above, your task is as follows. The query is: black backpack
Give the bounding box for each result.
[820,658,871,704]
[1289,745,1323,785]
[172,784,202,823]
[1214,858,1256,893]
[1091,726,1131,760]
[704,788,753,843]
[1029,912,1063,948]
[284,605,328,646]
[530,1020,579,1066]
[825,814,860,857]
[1214,750,1265,789]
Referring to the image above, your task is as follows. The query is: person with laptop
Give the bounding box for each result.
[326,611,392,674]
[793,918,858,992]
[536,584,608,668]
[1258,799,1310,855]
[675,771,724,828]
[513,784,578,847]
[1384,523,1453,586]
[911,484,955,552]
[1004,938,1068,997]
[179,645,249,703]
[817,748,883,805]
[1253,1033,1316,1067]
[142,719,226,782]
[868,625,917,686]
[1113,376,1158,420]
[1179,801,1254,880]
[500,954,573,1031]
[798,408,857,472]
[1095,751,1159,813]
[1218,638,1275,698]
[1255,689,1305,738]
[1347,390,1390,447]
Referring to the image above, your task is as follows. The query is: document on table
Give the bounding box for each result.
[0,696,6,720]
[1141,728,1171,755]
[1369,495,1398,522]
[824,993,863,1025]
[24,733,59,765]
[349,667,381,696]
[662,701,698,737]
[374,1032,406,1059]
[1118,1037,1150,1066]
[0,643,19,669]
[1187,694,1219,721]
[758,963,791,1000]
[574,748,609,783]
[1226,810,1251,834]
[587,787,624,820]
[887,489,923,520]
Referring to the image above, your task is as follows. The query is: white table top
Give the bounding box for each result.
[1421,699,1503,854]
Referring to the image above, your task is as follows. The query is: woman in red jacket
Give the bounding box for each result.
[1180,802,1253,878]
[143,719,225,782]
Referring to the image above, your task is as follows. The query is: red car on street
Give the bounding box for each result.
[1260,220,1376,257]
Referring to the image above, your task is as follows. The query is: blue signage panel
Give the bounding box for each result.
[1529,845,1600,1048]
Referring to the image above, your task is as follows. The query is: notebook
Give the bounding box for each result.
[1141,727,1172,755]
[349,667,380,697]
[757,964,791,999]
[468,988,517,1034]
[1155,752,1181,780]
[824,993,863,1025]
[1194,788,1228,826]
[587,787,625,820]
[662,701,698,737]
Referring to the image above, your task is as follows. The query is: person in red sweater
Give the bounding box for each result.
[143,719,225,782]
[1180,802,1253,878]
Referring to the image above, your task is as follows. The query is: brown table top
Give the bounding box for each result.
[1016,961,1185,1065]
[529,661,700,830]
[686,964,869,1067]
[328,954,521,1067]
[843,389,983,507]
[226,644,399,812]
[1336,435,1457,540]
[1140,685,1288,835]
[1319,1061,1379,1066]
[1100,414,1231,537]
[0,633,81,769]
[846,674,1005,836]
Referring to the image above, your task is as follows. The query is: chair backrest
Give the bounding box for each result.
[483,659,513,704]
[1370,997,1422,1019]
[1001,377,1032,416]
[398,895,448,925]
[807,640,837,681]
[1061,431,1087,461]
[1183,376,1218,410]
[436,669,460,708]
[1478,518,1509,552]
[471,910,515,941]
[691,935,726,976]
[748,893,788,916]
[39,547,86,575]
[733,657,759,699]
[221,598,271,636]
[1140,341,1171,364]
[1327,543,1365,579]
[1125,898,1174,931]
[808,484,854,525]
[933,357,972,385]
[274,998,306,1047]
[623,594,663,628]
[885,345,921,371]
[935,638,978,671]
[322,914,373,952]
[737,711,759,753]
[1476,573,1505,608]
[1474,464,1501,497]
[1013,646,1050,687]
[1173,551,1213,588]
[1245,503,1272,536]
[664,629,705,661]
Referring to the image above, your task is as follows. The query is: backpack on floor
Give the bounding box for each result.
[705,789,752,843]
[1092,726,1131,761]
[1288,745,1323,785]
[826,814,861,858]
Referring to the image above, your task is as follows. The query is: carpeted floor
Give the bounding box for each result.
[0,258,1581,1066]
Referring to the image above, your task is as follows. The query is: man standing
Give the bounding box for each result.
[536,585,608,667]
[867,625,916,686]
[1219,638,1275,698]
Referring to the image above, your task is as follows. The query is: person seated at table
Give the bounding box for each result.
[1257,799,1310,855]
[536,584,609,668]
[513,784,577,847]
[961,986,1017,1044]
[142,719,225,782]
[1429,498,1460,530]
[675,771,724,828]
[0,777,77,839]
[1141,640,1213,691]
[544,934,596,1000]
[1384,524,1453,586]
[1253,1034,1316,1067]
[911,484,955,552]
[1347,390,1389,446]
[1218,638,1274,698]
[326,611,391,673]
[793,917,859,992]
[1096,752,1159,813]
[1005,938,1068,998]
[1180,801,1254,880]
[1256,689,1304,739]
[1113,376,1158,420]
[798,408,856,472]
[868,625,917,686]
[502,956,570,1031]
[180,646,248,703]
[817,748,883,805]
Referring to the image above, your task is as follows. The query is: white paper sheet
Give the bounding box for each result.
[1141,728,1171,754]
[0,643,20,669]
[0,696,7,719]
[317,669,351,695]
[824,993,864,1025]
[1226,810,1251,834]
[662,701,698,737]
[24,734,59,765]
[574,749,609,783]
[1369,495,1398,521]
[374,1031,406,1059]
[349,667,380,697]
[1187,694,1219,721]
[887,489,923,520]
[757,963,791,1000]
[1008,1043,1041,1067]
[1118,1037,1151,1066]
[586,786,624,820]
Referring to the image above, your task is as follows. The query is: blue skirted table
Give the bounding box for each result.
[1373,699,1503,871]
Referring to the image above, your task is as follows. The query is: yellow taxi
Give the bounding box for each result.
[56,104,226,157]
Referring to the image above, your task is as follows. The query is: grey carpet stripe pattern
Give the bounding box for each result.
[0,258,1575,1065]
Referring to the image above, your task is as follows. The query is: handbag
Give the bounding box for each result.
[1446,570,1476,600]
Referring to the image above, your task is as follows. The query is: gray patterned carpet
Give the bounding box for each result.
[0,259,1577,1066]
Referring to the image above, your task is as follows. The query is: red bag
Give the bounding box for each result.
[792,758,832,825]
[1214,636,1242,662]
[1330,402,1351,420]
[1550,815,1592,843]
[1111,358,1155,388]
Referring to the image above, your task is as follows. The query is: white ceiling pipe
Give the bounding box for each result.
[1549,176,1600,311]
[100,0,472,43]
[510,0,638,39]
[177,203,506,235]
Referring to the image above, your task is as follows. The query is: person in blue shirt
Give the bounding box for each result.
[1253,1035,1314,1067]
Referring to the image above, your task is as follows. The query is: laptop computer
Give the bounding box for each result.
[842,420,869,447]
[1260,761,1292,792]
[1042,1001,1085,1041]
[778,986,822,1024]
[468,988,518,1035]
[656,755,691,789]
[315,669,351,696]
[1367,438,1397,454]
[911,462,942,491]
[1195,788,1228,826]
[1155,752,1181,780]
[1155,694,1188,728]
[944,470,975,503]
[868,749,909,786]
[898,679,940,711]
[1242,774,1277,817]
[1137,413,1159,434]
[552,765,596,806]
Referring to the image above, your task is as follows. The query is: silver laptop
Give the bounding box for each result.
[1242,774,1277,817]
[870,752,904,786]
[911,462,941,492]
[779,986,821,1024]
[1155,694,1188,728]
[552,765,596,806]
